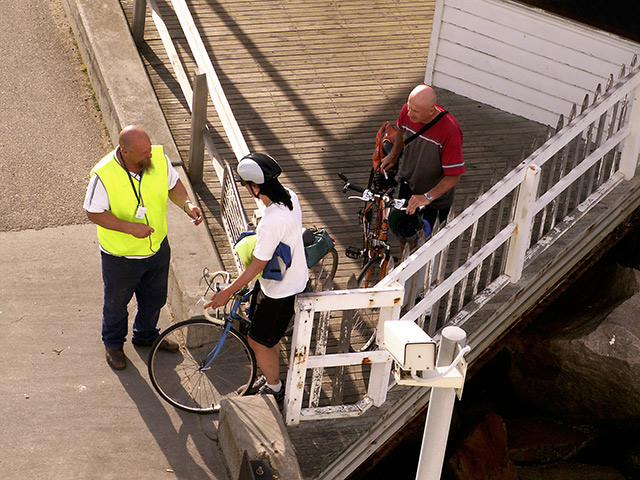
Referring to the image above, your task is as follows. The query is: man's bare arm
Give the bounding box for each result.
[86,211,154,238]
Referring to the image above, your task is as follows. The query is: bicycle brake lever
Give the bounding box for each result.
[393,198,408,210]
[214,281,232,292]
[349,190,375,202]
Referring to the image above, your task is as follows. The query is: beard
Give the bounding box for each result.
[139,156,153,173]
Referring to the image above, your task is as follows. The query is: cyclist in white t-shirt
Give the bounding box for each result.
[205,153,308,404]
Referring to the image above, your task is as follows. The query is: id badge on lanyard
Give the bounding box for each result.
[135,205,147,219]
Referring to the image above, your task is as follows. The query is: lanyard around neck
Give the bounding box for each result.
[118,150,143,206]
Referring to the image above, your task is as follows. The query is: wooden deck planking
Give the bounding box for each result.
[121,0,550,476]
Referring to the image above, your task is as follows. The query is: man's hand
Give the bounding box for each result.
[185,202,204,226]
[407,194,429,215]
[204,288,233,310]
[379,154,396,173]
[128,222,155,238]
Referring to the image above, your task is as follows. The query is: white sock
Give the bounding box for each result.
[267,380,282,392]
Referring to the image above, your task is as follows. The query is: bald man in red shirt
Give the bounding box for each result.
[380,84,465,230]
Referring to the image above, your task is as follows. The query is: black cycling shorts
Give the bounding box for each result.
[248,281,295,348]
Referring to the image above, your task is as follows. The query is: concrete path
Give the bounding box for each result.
[0,226,227,479]
[0,1,229,478]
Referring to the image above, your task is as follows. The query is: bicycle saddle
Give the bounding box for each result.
[302,228,315,247]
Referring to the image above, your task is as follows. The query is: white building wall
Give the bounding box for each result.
[425,0,640,126]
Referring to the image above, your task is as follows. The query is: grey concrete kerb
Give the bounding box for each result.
[61,0,223,323]
[219,396,304,480]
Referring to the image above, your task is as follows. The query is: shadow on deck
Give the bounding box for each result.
[119,0,552,477]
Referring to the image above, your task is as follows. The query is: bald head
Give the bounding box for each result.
[118,125,153,173]
[407,85,439,124]
[119,125,150,150]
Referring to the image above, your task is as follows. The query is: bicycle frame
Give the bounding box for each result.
[360,199,391,278]
[341,173,404,270]
[201,286,253,369]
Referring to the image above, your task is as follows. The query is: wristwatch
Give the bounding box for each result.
[424,193,433,203]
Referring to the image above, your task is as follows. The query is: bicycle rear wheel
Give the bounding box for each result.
[308,247,338,291]
[148,317,256,413]
[349,256,386,352]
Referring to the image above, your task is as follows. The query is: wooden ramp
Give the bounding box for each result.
[121,0,550,477]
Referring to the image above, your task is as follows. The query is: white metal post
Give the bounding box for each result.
[415,326,467,480]
[284,299,315,426]
[368,303,401,406]
[504,165,541,282]
[619,84,640,180]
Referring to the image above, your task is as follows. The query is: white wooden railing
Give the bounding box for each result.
[284,59,640,426]
[131,1,640,427]
[133,0,252,273]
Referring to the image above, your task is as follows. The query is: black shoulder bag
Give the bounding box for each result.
[404,109,448,147]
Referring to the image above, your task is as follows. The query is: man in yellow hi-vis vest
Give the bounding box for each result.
[83,125,203,370]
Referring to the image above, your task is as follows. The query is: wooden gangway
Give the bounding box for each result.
[124,0,547,289]
[119,1,640,478]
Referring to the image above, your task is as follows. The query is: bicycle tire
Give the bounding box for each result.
[349,256,386,352]
[308,247,338,292]
[148,317,256,413]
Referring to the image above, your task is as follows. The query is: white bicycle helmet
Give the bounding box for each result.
[237,152,282,185]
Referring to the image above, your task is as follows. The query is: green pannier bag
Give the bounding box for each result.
[305,229,334,268]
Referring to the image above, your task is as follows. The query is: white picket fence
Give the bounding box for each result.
[284,59,640,425]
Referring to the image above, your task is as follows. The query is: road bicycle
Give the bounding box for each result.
[338,172,417,352]
[147,269,254,413]
[148,229,338,413]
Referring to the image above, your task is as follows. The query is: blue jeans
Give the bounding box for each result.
[101,237,170,348]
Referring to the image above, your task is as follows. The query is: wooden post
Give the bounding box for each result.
[132,0,146,44]
[619,84,640,180]
[188,69,208,186]
[504,165,541,282]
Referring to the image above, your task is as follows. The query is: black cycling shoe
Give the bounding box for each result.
[259,383,285,404]
[239,374,267,396]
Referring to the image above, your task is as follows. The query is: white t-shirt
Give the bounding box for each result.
[83,146,180,213]
[253,189,309,298]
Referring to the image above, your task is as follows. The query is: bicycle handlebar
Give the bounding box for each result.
[338,172,365,194]
[338,172,406,210]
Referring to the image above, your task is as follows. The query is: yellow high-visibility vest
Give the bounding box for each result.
[91,146,169,256]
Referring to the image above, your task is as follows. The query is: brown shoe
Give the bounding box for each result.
[158,338,179,352]
[105,346,126,370]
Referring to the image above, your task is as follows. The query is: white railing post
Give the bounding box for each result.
[504,165,541,282]
[284,299,315,426]
[619,84,640,180]
[367,301,401,406]
[415,327,468,480]
[169,0,249,160]
[188,69,207,186]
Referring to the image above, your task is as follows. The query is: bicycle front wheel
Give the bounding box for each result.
[148,317,256,413]
[349,256,386,352]
[308,247,338,291]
